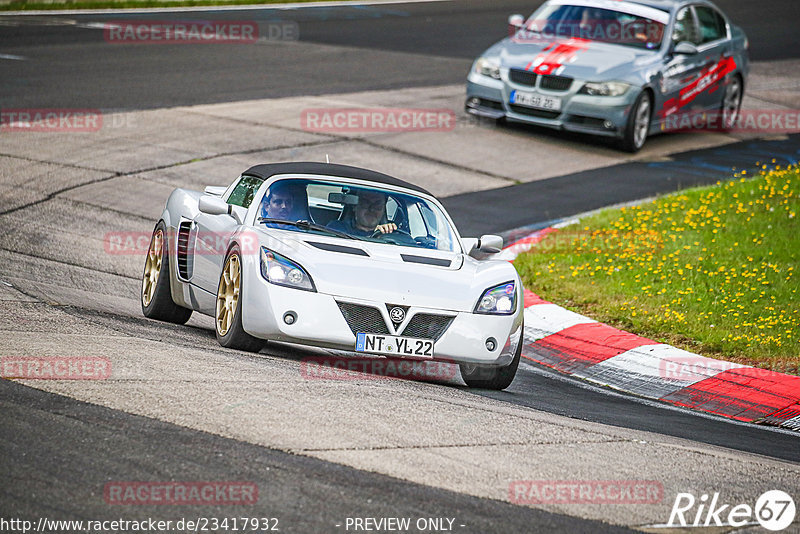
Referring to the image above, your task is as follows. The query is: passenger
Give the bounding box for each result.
[328,189,397,237]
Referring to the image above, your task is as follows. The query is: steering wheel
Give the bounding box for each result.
[371,227,416,245]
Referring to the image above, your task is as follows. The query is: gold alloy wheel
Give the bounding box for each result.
[141,229,163,307]
[216,254,241,337]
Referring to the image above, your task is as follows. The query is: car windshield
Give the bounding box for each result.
[256,178,461,253]
[521,3,666,50]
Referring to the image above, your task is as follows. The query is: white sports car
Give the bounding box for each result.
[141,162,523,389]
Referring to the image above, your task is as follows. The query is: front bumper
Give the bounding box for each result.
[241,267,523,366]
[466,71,637,138]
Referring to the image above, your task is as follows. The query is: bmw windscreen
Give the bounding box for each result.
[518,1,667,50]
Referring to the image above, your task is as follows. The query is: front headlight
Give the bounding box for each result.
[260,247,315,292]
[578,81,631,97]
[475,281,517,315]
[474,57,501,80]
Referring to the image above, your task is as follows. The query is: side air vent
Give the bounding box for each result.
[306,241,369,256]
[176,221,194,280]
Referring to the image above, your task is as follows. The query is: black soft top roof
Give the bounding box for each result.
[243,162,432,197]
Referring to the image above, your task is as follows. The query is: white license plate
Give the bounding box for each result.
[355,333,434,358]
[511,90,562,111]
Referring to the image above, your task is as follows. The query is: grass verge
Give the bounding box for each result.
[514,163,799,373]
[1,0,339,11]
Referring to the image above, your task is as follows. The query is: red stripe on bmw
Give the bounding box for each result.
[661,55,737,117]
[528,38,590,76]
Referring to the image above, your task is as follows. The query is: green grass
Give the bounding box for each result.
[514,164,800,373]
[1,0,341,11]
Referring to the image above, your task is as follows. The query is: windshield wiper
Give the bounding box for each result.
[258,218,357,240]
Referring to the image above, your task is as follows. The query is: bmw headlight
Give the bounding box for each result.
[260,247,315,292]
[474,57,501,80]
[475,281,517,315]
[578,81,631,97]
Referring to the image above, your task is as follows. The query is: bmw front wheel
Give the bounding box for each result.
[621,91,652,153]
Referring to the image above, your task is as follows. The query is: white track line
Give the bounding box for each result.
[1,0,451,16]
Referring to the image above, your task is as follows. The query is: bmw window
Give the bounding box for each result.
[695,6,727,44]
[672,7,701,45]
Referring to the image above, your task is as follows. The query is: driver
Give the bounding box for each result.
[328,189,397,237]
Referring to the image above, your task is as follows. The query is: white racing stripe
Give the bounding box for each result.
[0,53,26,60]
[574,344,747,399]
[523,303,596,342]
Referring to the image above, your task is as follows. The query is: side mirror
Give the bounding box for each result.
[464,235,504,258]
[673,41,699,55]
[477,234,504,254]
[508,14,525,31]
[198,195,230,216]
[203,185,226,196]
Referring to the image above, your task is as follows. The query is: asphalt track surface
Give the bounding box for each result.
[1,0,799,109]
[2,0,800,531]
[2,379,634,533]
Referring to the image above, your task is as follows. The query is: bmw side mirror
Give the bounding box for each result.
[508,14,525,32]
[673,41,699,55]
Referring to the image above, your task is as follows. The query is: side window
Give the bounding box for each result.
[695,6,726,43]
[672,7,701,45]
[407,203,427,238]
[226,175,264,208]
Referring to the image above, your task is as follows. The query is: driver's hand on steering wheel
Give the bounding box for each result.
[375,223,397,234]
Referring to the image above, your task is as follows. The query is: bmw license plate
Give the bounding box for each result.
[355,333,434,358]
[511,90,562,111]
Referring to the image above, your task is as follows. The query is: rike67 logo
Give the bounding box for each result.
[668,490,796,531]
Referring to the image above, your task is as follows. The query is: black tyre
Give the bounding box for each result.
[215,247,263,352]
[719,75,743,131]
[620,90,652,153]
[459,324,523,390]
[141,221,192,324]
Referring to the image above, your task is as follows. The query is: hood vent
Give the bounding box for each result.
[306,241,369,256]
[401,254,451,267]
